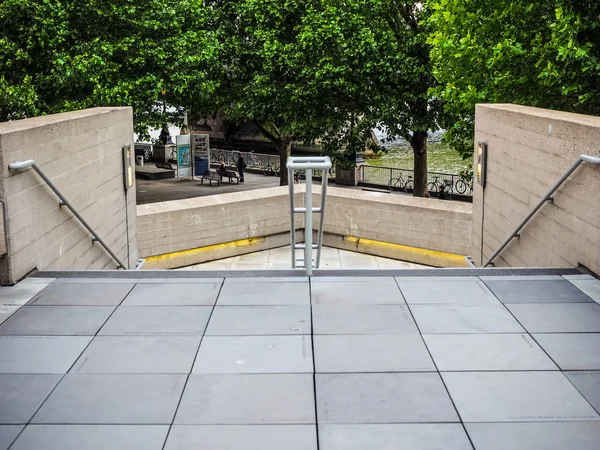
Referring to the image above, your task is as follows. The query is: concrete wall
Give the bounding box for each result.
[472,104,600,274]
[137,185,472,269]
[0,201,6,257]
[0,107,137,284]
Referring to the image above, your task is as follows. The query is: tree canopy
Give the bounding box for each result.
[206,0,444,192]
[0,0,219,137]
[429,0,600,159]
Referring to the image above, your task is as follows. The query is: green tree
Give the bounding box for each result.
[0,0,219,137]
[207,0,443,194]
[429,0,600,159]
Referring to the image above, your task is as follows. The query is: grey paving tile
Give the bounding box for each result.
[397,279,499,305]
[32,374,186,424]
[562,274,596,280]
[52,278,224,284]
[0,283,51,306]
[569,279,600,304]
[465,422,600,450]
[479,275,564,281]
[395,276,480,282]
[10,425,168,450]
[205,306,310,335]
[442,372,600,422]
[0,374,62,424]
[217,281,309,305]
[506,303,600,332]
[311,276,393,283]
[122,283,220,306]
[533,333,600,370]
[484,279,594,304]
[314,335,435,373]
[316,373,459,424]
[193,336,312,374]
[98,306,212,335]
[319,424,472,450]
[0,426,23,450]
[0,306,17,325]
[410,304,524,334]
[312,305,419,335]
[135,278,224,284]
[227,277,308,283]
[52,278,145,284]
[0,336,91,373]
[423,334,557,371]
[165,425,317,450]
[71,336,201,374]
[0,306,115,336]
[565,372,600,413]
[27,283,133,306]
[310,278,404,305]
[174,374,315,424]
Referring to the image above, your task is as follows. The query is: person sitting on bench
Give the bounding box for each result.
[218,162,227,178]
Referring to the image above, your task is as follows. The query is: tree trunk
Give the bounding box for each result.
[277,138,292,186]
[410,131,428,197]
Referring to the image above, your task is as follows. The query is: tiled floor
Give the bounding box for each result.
[179,246,429,270]
[0,273,599,449]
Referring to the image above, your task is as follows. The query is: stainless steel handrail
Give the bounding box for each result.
[287,156,331,275]
[484,154,600,267]
[8,160,128,269]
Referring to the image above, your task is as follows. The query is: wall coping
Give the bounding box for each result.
[136,185,473,217]
[477,104,600,128]
[0,107,132,135]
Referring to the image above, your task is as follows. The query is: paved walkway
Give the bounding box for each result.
[135,171,404,205]
[136,171,281,204]
[179,246,429,270]
[0,273,599,449]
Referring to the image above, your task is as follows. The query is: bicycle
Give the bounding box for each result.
[427,176,451,194]
[455,175,473,194]
[388,174,414,192]
[427,176,453,199]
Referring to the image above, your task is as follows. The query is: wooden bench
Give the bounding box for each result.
[199,170,222,186]
[224,170,239,184]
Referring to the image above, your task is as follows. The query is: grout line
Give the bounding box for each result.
[479,277,600,415]
[393,277,477,450]
[160,278,225,450]
[6,283,139,450]
[309,277,321,450]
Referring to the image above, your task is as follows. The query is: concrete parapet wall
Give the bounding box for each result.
[317,187,472,257]
[472,104,600,274]
[0,108,137,284]
[137,185,472,269]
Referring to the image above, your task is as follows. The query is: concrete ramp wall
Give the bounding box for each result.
[137,186,472,269]
[0,107,138,284]
[473,104,600,274]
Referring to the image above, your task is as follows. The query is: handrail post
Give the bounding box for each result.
[483,154,600,267]
[8,160,128,269]
[305,169,313,275]
[287,156,332,275]
[288,166,296,269]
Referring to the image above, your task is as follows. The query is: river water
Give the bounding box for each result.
[370,129,468,174]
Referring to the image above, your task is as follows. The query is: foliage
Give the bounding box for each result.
[0,0,219,137]
[206,0,444,192]
[429,0,600,160]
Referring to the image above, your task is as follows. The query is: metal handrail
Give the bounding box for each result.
[484,154,600,267]
[8,160,128,269]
